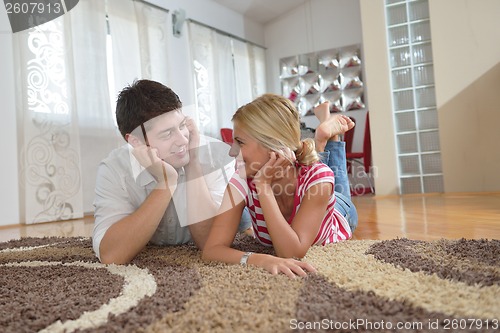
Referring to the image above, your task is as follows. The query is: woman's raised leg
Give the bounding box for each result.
[314,102,358,231]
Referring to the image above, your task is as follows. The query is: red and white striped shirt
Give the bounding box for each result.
[230,162,352,247]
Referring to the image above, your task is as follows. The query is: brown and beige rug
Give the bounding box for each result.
[0,236,498,333]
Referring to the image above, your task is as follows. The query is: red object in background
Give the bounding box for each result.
[343,116,356,171]
[288,89,298,102]
[220,128,233,145]
[344,112,374,195]
[346,112,372,174]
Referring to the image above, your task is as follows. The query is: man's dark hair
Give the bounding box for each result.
[115,79,182,139]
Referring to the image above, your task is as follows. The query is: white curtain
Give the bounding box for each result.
[189,23,229,137]
[72,0,114,133]
[13,0,171,222]
[214,33,237,131]
[134,0,170,84]
[71,0,122,213]
[188,21,267,138]
[249,44,267,98]
[14,15,84,223]
[107,0,170,105]
[232,39,253,107]
[107,0,142,106]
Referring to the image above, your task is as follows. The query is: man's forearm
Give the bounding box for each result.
[99,185,173,264]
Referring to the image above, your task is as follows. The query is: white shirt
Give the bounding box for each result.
[92,136,235,260]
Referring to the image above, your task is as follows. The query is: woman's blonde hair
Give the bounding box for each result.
[232,94,318,165]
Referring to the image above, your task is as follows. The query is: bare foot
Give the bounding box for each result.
[313,101,330,123]
[315,114,355,152]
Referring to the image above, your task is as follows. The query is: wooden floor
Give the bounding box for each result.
[1,192,500,243]
[351,192,500,241]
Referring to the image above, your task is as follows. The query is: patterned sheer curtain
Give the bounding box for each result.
[188,23,230,137]
[13,14,84,223]
[13,0,170,223]
[188,21,267,138]
[134,1,169,84]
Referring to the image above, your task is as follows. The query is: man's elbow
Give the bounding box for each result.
[99,250,132,265]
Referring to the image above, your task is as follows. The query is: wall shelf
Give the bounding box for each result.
[280,44,365,116]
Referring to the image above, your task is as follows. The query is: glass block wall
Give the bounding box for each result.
[385,0,444,194]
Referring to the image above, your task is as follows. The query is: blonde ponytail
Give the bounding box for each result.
[295,138,319,165]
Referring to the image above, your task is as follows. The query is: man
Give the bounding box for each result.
[93,79,249,264]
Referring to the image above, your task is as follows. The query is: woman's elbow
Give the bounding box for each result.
[277,248,308,260]
[201,242,224,262]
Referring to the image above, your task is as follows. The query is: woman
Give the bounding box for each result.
[202,94,358,277]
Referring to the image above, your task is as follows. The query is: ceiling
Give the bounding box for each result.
[212,0,308,24]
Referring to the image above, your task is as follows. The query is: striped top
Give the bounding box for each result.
[229,162,352,247]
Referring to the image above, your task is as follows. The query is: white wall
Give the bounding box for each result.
[429,0,500,192]
[264,0,367,151]
[359,0,399,196]
[359,0,500,195]
[0,0,264,224]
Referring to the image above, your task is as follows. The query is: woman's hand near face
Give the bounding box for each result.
[253,148,296,186]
